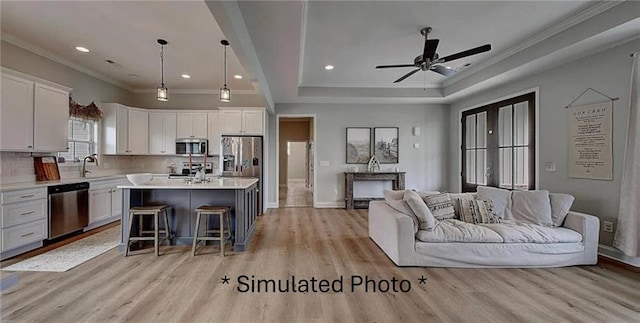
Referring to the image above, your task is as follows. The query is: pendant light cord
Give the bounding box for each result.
[160,44,165,86]
[223,43,228,86]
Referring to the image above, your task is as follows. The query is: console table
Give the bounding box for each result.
[344,172,406,209]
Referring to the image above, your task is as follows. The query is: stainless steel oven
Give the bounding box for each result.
[48,182,89,239]
[175,138,208,156]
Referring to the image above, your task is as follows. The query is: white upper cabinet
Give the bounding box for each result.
[33,83,69,152]
[149,112,176,155]
[220,108,264,135]
[242,110,264,135]
[0,69,71,152]
[102,103,148,155]
[0,74,34,151]
[127,109,148,154]
[221,110,243,135]
[177,113,207,139]
[207,111,222,155]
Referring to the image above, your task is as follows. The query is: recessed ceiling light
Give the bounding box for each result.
[181,74,191,79]
[75,46,90,53]
[324,65,334,70]
[234,75,243,79]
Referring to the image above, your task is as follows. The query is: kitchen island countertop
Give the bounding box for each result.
[117,177,258,190]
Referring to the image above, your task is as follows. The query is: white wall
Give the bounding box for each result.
[287,142,307,180]
[269,103,449,207]
[449,39,639,245]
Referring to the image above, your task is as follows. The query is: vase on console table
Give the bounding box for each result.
[367,155,381,172]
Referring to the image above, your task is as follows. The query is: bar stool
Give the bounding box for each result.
[125,205,171,256]
[192,205,232,256]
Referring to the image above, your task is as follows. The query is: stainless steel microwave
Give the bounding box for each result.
[175,138,208,156]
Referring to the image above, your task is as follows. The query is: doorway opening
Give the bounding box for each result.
[278,117,314,208]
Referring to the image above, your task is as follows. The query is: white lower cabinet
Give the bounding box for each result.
[0,187,48,257]
[88,179,127,229]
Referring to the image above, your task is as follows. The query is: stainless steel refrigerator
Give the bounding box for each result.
[220,136,263,213]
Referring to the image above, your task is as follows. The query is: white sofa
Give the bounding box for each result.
[368,199,599,268]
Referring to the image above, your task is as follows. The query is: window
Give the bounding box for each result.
[58,118,97,162]
[461,92,535,192]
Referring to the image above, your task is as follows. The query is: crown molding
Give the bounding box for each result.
[443,1,623,87]
[1,32,134,92]
[130,88,259,95]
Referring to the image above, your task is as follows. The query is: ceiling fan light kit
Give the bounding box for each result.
[375,27,492,83]
[220,39,231,102]
[156,39,168,101]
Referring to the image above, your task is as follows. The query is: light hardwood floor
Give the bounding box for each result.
[279,181,313,207]
[2,208,639,322]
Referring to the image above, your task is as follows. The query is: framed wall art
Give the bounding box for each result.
[346,127,371,164]
[373,127,399,164]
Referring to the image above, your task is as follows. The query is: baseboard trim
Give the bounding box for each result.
[598,245,640,267]
[266,202,278,210]
[315,202,345,209]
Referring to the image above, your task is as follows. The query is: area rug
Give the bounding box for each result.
[1,226,120,273]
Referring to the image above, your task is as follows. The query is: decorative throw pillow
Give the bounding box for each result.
[423,193,456,220]
[477,186,512,220]
[459,199,501,224]
[403,190,438,231]
[549,193,574,227]
[383,190,419,233]
[448,192,477,219]
[511,190,553,226]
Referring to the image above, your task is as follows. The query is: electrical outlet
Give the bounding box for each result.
[603,221,614,233]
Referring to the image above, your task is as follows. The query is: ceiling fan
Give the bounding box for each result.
[375,27,491,83]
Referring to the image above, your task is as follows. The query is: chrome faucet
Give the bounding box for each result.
[81,154,99,178]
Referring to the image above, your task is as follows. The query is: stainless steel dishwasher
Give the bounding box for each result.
[48,182,90,239]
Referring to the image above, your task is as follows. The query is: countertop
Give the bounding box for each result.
[117,177,259,190]
[0,175,129,191]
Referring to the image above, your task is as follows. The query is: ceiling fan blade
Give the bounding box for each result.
[376,64,416,69]
[440,44,491,63]
[393,69,420,83]
[431,65,457,77]
[423,39,439,61]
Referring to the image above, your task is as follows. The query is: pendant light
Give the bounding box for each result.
[157,39,168,101]
[220,39,231,102]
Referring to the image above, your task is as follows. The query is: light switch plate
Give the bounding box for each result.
[413,143,420,149]
[320,161,330,167]
[545,162,557,172]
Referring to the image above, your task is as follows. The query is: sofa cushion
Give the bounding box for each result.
[416,220,504,243]
[481,222,582,243]
[403,190,438,231]
[383,190,419,233]
[459,199,501,224]
[423,193,456,220]
[511,190,553,226]
[448,192,476,219]
[550,193,575,227]
[477,186,512,219]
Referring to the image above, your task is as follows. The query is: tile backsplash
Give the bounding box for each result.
[0,152,219,184]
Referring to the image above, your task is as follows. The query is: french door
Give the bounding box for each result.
[461,92,535,192]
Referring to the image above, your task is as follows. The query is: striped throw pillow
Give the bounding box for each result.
[459,199,501,224]
[423,193,456,220]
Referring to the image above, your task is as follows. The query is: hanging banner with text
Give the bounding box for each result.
[568,101,613,180]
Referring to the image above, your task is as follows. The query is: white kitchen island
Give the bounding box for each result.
[117,177,259,252]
